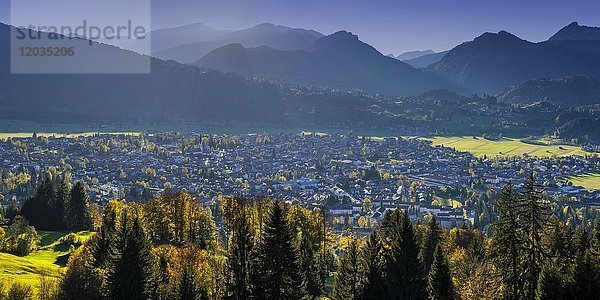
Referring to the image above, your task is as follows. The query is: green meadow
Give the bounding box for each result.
[425,136,591,158]
[0,231,93,293]
[564,173,600,191]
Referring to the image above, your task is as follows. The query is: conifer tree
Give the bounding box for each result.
[178,267,206,300]
[519,173,551,299]
[385,210,425,300]
[420,216,440,274]
[332,237,362,300]
[360,232,386,300]
[55,176,71,229]
[105,210,156,300]
[546,220,574,274]
[427,245,454,300]
[21,176,58,230]
[571,251,600,300]
[67,181,92,231]
[228,199,253,300]
[299,235,322,297]
[491,182,523,299]
[536,263,566,300]
[250,201,303,300]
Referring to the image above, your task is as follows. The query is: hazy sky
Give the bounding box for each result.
[2,0,600,54]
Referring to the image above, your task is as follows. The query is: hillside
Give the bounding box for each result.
[196,31,460,95]
[432,27,600,94]
[497,76,600,107]
[0,231,92,293]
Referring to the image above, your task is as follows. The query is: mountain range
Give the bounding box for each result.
[432,26,600,94]
[195,31,459,95]
[99,21,600,104]
[2,20,600,129]
[0,23,396,126]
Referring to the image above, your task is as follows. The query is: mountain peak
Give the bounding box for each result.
[328,30,359,41]
[310,30,376,55]
[549,21,600,41]
[474,30,523,43]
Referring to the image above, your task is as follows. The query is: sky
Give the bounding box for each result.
[2,0,600,55]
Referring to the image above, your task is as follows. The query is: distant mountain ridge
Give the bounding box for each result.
[196,31,461,95]
[396,49,435,61]
[153,23,323,63]
[404,50,449,68]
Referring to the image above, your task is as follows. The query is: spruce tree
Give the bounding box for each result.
[228,199,253,300]
[427,245,454,300]
[178,267,206,300]
[299,235,322,297]
[250,201,303,300]
[21,176,58,230]
[332,237,362,300]
[385,210,426,300]
[67,181,92,231]
[536,263,566,300]
[571,251,600,300]
[55,176,71,229]
[105,210,155,300]
[360,232,386,300]
[420,216,440,274]
[518,173,551,299]
[491,182,523,299]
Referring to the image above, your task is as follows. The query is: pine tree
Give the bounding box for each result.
[332,237,362,300]
[573,227,590,256]
[491,182,524,299]
[67,181,92,231]
[299,235,322,297]
[427,246,454,300]
[178,267,206,300]
[385,210,426,300]
[571,251,600,300]
[105,210,156,300]
[360,232,386,300]
[519,173,551,300]
[546,220,574,274]
[536,263,566,300]
[55,176,71,229]
[228,199,253,300]
[250,201,303,300]
[420,216,440,274]
[21,176,58,230]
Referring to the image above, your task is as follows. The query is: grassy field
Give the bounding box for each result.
[564,173,600,191]
[424,136,591,158]
[0,231,93,292]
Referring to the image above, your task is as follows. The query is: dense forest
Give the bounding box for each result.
[0,173,599,299]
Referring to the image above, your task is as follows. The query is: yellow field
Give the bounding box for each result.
[425,136,591,158]
[564,173,600,191]
[0,132,139,139]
